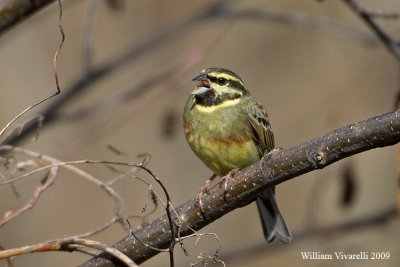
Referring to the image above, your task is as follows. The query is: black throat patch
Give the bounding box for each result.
[194,90,241,107]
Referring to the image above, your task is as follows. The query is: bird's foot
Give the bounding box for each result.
[264,147,284,160]
[220,168,240,200]
[196,174,217,214]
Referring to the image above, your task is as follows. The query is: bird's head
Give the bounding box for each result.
[191,68,250,107]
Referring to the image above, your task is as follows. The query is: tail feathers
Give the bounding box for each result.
[256,188,291,243]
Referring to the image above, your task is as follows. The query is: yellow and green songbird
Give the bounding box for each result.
[183,67,291,243]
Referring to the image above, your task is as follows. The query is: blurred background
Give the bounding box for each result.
[0,0,399,266]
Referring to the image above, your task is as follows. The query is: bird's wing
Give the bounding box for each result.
[246,99,275,156]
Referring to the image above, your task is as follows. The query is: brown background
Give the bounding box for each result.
[0,0,399,266]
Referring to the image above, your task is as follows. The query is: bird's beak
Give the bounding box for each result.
[191,73,211,95]
[191,85,211,95]
[192,73,206,81]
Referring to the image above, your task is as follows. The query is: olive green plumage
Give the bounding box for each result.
[183,67,291,243]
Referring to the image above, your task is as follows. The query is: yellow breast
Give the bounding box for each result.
[192,135,260,176]
[183,94,261,176]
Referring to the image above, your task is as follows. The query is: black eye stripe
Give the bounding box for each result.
[207,74,249,95]
[208,76,228,86]
[208,76,219,84]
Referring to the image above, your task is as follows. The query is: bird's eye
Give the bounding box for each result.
[217,77,227,85]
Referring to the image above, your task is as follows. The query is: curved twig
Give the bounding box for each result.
[0,237,138,267]
[0,166,59,227]
[0,0,63,141]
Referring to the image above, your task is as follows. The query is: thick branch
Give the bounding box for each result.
[80,110,400,267]
[0,0,55,34]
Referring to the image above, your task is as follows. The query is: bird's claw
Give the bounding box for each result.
[196,169,240,215]
[220,168,240,200]
[264,147,284,160]
[196,174,217,215]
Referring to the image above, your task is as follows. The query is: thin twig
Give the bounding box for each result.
[343,0,400,60]
[0,146,127,238]
[0,245,13,267]
[347,2,399,19]
[125,219,168,253]
[65,239,138,267]
[0,237,138,267]
[0,166,59,227]
[53,0,65,92]
[180,231,224,266]
[135,165,176,267]
[0,0,64,140]
[65,244,99,257]
[222,6,375,42]
[0,146,173,241]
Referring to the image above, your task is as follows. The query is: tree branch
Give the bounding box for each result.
[0,0,56,34]
[343,0,400,60]
[80,110,400,267]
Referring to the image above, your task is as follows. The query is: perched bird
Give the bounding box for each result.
[183,67,291,243]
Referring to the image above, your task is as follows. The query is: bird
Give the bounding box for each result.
[183,67,291,243]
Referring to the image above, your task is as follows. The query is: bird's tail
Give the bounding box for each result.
[256,187,291,243]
